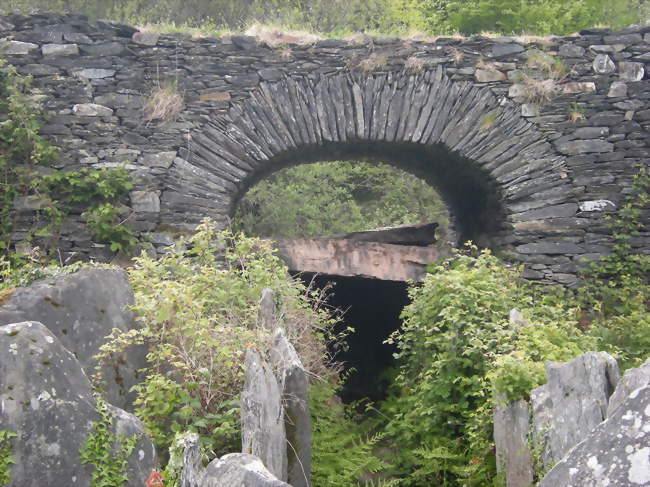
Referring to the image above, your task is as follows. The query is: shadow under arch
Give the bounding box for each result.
[164,67,571,252]
[230,141,503,246]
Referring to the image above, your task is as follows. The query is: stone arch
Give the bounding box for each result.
[163,67,571,248]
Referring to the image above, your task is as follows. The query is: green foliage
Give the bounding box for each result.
[0,430,16,485]
[4,0,645,36]
[310,380,395,486]
[578,166,650,370]
[79,396,137,487]
[233,161,448,241]
[0,56,135,258]
[0,57,57,254]
[97,219,338,460]
[379,247,592,486]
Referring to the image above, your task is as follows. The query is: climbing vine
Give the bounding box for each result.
[0,56,136,261]
[79,396,137,487]
[0,430,16,485]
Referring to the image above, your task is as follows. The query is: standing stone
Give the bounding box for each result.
[493,397,534,487]
[0,321,156,487]
[258,288,277,331]
[0,267,146,410]
[270,328,312,487]
[538,385,650,487]
[606,357,650,417]
[592,54,616,74]
[619,61,645,81]
[241,350,287,481]
[531,352,620,467]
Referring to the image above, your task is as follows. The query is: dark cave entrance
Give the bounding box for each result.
[297,272,411,404]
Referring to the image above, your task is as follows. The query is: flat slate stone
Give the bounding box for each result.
[42,43,79,56]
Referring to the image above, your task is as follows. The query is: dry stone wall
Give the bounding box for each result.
[2,13,650,285]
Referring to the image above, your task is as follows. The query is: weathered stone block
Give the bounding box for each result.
[539,385,650,487]
[132,31,159,46]
[130,190,160,213]
[555,139,614,155]
[140,151,177,168]
[531,352,619,467]
[619,61,645,81]
[475,68,506,82]
[491,43,525,58]
[494,397,534,487]
[592,53,616,74]
[42,43,79,56]
[558,43,585,57]
[0,321,156,486]
[0,40,38,54]
[73,103,114,117]
[74,68,116,79]
[606,357,650,417]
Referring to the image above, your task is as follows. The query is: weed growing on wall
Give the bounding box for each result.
[79,396,138,487]
[0,56,136,259]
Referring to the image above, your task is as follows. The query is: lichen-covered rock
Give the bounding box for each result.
[204,453,291,487]
[270,327,312,487]
[241,349,287,481]
[538,385,650,487]
[493,397,533,487]
[0,321,156,487]
[0,267,146,409]
[531,351,620,467]
[607,358,650,417]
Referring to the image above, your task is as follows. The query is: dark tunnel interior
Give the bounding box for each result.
[296,272,411,404]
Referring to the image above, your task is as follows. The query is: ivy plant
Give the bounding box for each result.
[0,430,17,485]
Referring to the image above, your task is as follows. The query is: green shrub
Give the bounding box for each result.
[97,219,338,460]
[0,430,16,485]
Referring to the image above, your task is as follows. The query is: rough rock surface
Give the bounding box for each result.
[531,351,620,467]
[493,397,534,487]
[538,385,650,487]
[607,358,650,418]
[274,238,440,281]
[241,349,287,481]
[0,321,156,486]
[0,267,145,409]
[270,328,312,487]
[174,432,289,487]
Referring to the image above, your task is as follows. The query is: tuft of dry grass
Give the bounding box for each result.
[356,54,388,72]
[449,47,464,64]
[245,22,321,47]
[0,288,15,305]
[567,102,585,123]
[521,75,559,106]
[277,46,293,60]
[144,80,183,122]
[404,56,425,73]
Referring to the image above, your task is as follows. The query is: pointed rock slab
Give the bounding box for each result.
[0,321,156,487]
[538,385,650,487]
[204,453,291,487]
[607,358,650,417]
[241,349,287,481]
[258,288,278,331]
[531,352,620,467]
[0,267,146,410]
[493,397,534,487]
[271,328,312,487]
[593,54,616,74]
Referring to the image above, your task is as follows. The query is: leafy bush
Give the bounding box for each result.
[233,161,448,241]
[0,430,16,485]
[380,247,592,485]
[97,219,338,460]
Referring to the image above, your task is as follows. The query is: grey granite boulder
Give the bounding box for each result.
[493,397,534,487]
[0,321,156,487]
[204,453,291,487]
[173,432,289,487]
[531,351,620,467]
[538,385,650,486]
[241,349,287,481]
[607,358,650,417]
[270,327,312,487]
[0,267,146,409]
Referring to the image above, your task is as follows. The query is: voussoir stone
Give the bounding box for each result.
[538,385,650,487]
[0,321,156,487]
[531,352,620,467]
[0,267,146,410]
